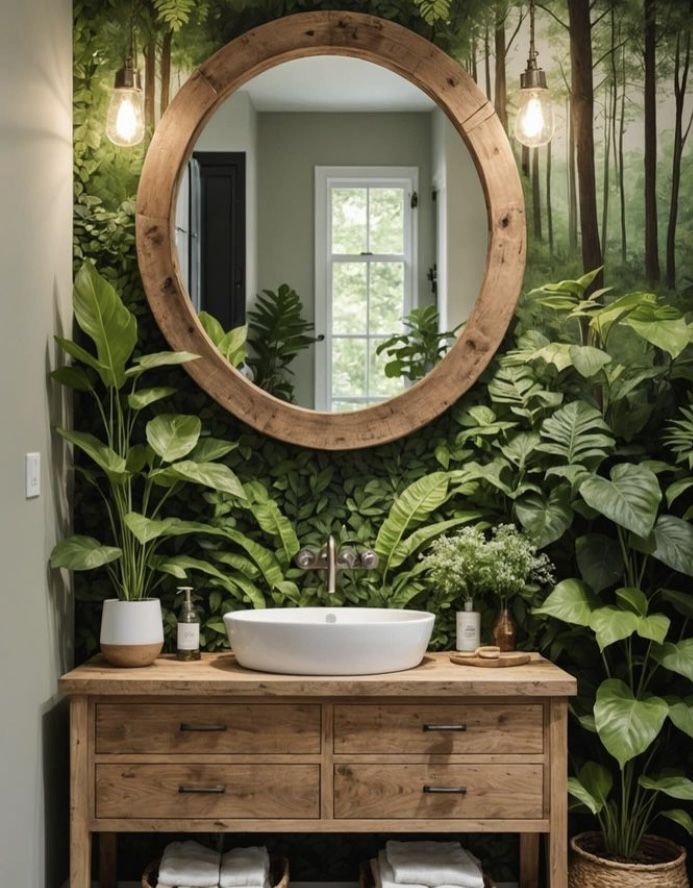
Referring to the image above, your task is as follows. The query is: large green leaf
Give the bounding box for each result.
[50,365,93,392]
[539,400,614,468]
[652,515,693,576]
[662,589,693,618]
[215,530,284,588]
[624,313,692,359]
[569,345,612,378]
[576,534,624,593]
[123,513,225,545]
[162,460,246,499]
[654,639,693,681]
[636,613,670,644]
[615,586,648,616]
[50,535,122,570]
[533,579,595,626]
[389,515,481,569]
[58,428,127,481]
[146,414,201,463]
[246,497,300,561]
[515,486,573,548]
[594,679,668,768]
[568,761,613,814]
[668,697,693,738]
[660,809,693,834]
[189,437,238,462]
[579,464,661,537]
[127,387,176,410]
[638,774,693,800]
[589,606,640,651]
[73,262,137,388]
[124,350,199,378]
[375,473,449,566]
[54,336,107,376]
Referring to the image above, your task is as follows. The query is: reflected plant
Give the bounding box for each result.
[376,305,462,382]
[247,283,323,402]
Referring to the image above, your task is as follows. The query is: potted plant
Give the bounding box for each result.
[50,263,250,667]
[534,410,693,884]
[420,524,554,651]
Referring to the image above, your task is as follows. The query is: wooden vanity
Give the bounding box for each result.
[61,652,576,888]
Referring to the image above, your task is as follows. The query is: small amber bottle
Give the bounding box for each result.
[176,586,201,661]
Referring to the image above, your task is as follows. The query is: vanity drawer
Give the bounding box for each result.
[334,763,544,820]
[96,703,321,754]
[96,763,320,819]
[334,703,543,754]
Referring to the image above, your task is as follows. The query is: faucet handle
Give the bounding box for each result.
[359,549,379,570]
[337,548,358,569]
[295,548,317,569]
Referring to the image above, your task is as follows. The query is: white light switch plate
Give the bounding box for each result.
[25,452,40,498]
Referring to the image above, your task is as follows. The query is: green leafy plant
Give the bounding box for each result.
[376,305,462,382]
[420,524,554,608]
[247,283,323,402]
[199,311,248,368]
[49,262,295,606]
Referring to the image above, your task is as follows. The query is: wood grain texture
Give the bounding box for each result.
[60,652,578,697]
[96,763,320,820]
[96,702,321,754]
[334,763,544,820]
[135,11,526,450]
[548,699,568,887]
[70,696,91,888]
[334,703,544,754]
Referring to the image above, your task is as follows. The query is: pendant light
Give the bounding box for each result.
[514,0,555,148]
[105,19,145,148]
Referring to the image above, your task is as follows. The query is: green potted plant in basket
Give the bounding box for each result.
[420,524,554,651]
[50,263,252,667]
[533,406,693,885]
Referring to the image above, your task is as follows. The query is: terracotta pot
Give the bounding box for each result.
[491,605,517,651]
[100,598,163,668]
[569,831,689,888]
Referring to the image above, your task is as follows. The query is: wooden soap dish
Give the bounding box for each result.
[450,647,531,668]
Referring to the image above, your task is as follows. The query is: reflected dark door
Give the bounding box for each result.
[189,151,246,329]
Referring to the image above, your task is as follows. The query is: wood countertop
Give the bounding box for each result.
[60,651,577,697]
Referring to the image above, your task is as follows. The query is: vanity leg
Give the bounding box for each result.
[519,834,540,888]
[548,699,568,888]
[70,696,91,888]
[99,833,117,888]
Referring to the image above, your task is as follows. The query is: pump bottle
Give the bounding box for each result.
[176,586,201,661]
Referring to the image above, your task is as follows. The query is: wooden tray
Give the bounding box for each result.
[450,651,531,668]
[143,854,289,888]
[360,858,495,888]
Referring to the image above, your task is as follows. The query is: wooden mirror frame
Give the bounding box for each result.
[136,11,525,451]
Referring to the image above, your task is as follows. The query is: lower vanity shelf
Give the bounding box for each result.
[60,651,576,887]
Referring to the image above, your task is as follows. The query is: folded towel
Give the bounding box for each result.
[158,840,221,888]
[383,843,484,888]
[221,846,271,888]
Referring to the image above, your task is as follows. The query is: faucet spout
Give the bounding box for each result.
[326,534,337,595]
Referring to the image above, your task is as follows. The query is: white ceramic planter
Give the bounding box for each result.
[100,598,164,668]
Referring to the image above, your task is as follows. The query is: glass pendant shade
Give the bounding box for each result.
[514,85,555,148]
[106,61,145,147]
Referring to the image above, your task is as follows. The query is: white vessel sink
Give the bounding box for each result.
[223,607,435,675]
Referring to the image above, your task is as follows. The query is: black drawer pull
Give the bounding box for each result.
[180,723,228,732]
[422,724,467,732]
[423,785,467,794]
[178,784,227,794]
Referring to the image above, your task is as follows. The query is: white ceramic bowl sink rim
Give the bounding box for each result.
[224,607,435,676]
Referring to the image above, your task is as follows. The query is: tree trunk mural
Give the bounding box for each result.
[494,4,507,130]
[144,41,156,131]
[643,0,660,286]
[546,140,554,257]
[666,15,692,290]
[567,0,602,280]
[160,30,173,117]
[532,148,542,240]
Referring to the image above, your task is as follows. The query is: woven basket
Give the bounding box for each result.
[142,854,290,888]
[569,832,689,888]
[359,859,495,888]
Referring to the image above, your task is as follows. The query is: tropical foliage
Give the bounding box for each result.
[376,305,463,382]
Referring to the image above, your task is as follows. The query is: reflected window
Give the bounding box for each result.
[314,167,418,411]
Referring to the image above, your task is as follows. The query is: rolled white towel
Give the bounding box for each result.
[384,842,484,888]
[158,840,221,888]
[221,845,270,888]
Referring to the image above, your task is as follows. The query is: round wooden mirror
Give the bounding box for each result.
[136,11,525,451]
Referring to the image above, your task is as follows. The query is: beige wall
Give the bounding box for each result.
[0,0,73,885]
[256,111,436,407]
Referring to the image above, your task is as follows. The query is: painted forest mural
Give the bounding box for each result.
[71,2,693,878]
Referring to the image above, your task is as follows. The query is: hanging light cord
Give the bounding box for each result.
[527,0,538,72]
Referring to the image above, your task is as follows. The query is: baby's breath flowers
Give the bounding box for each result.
[420,524,555,605]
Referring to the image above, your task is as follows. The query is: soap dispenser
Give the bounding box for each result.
[456,598,481,652]
[176,586,201,661]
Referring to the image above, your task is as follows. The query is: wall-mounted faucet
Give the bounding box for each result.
[295,535,379,594]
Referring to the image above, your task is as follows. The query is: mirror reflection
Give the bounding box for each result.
[175,56,487,411]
